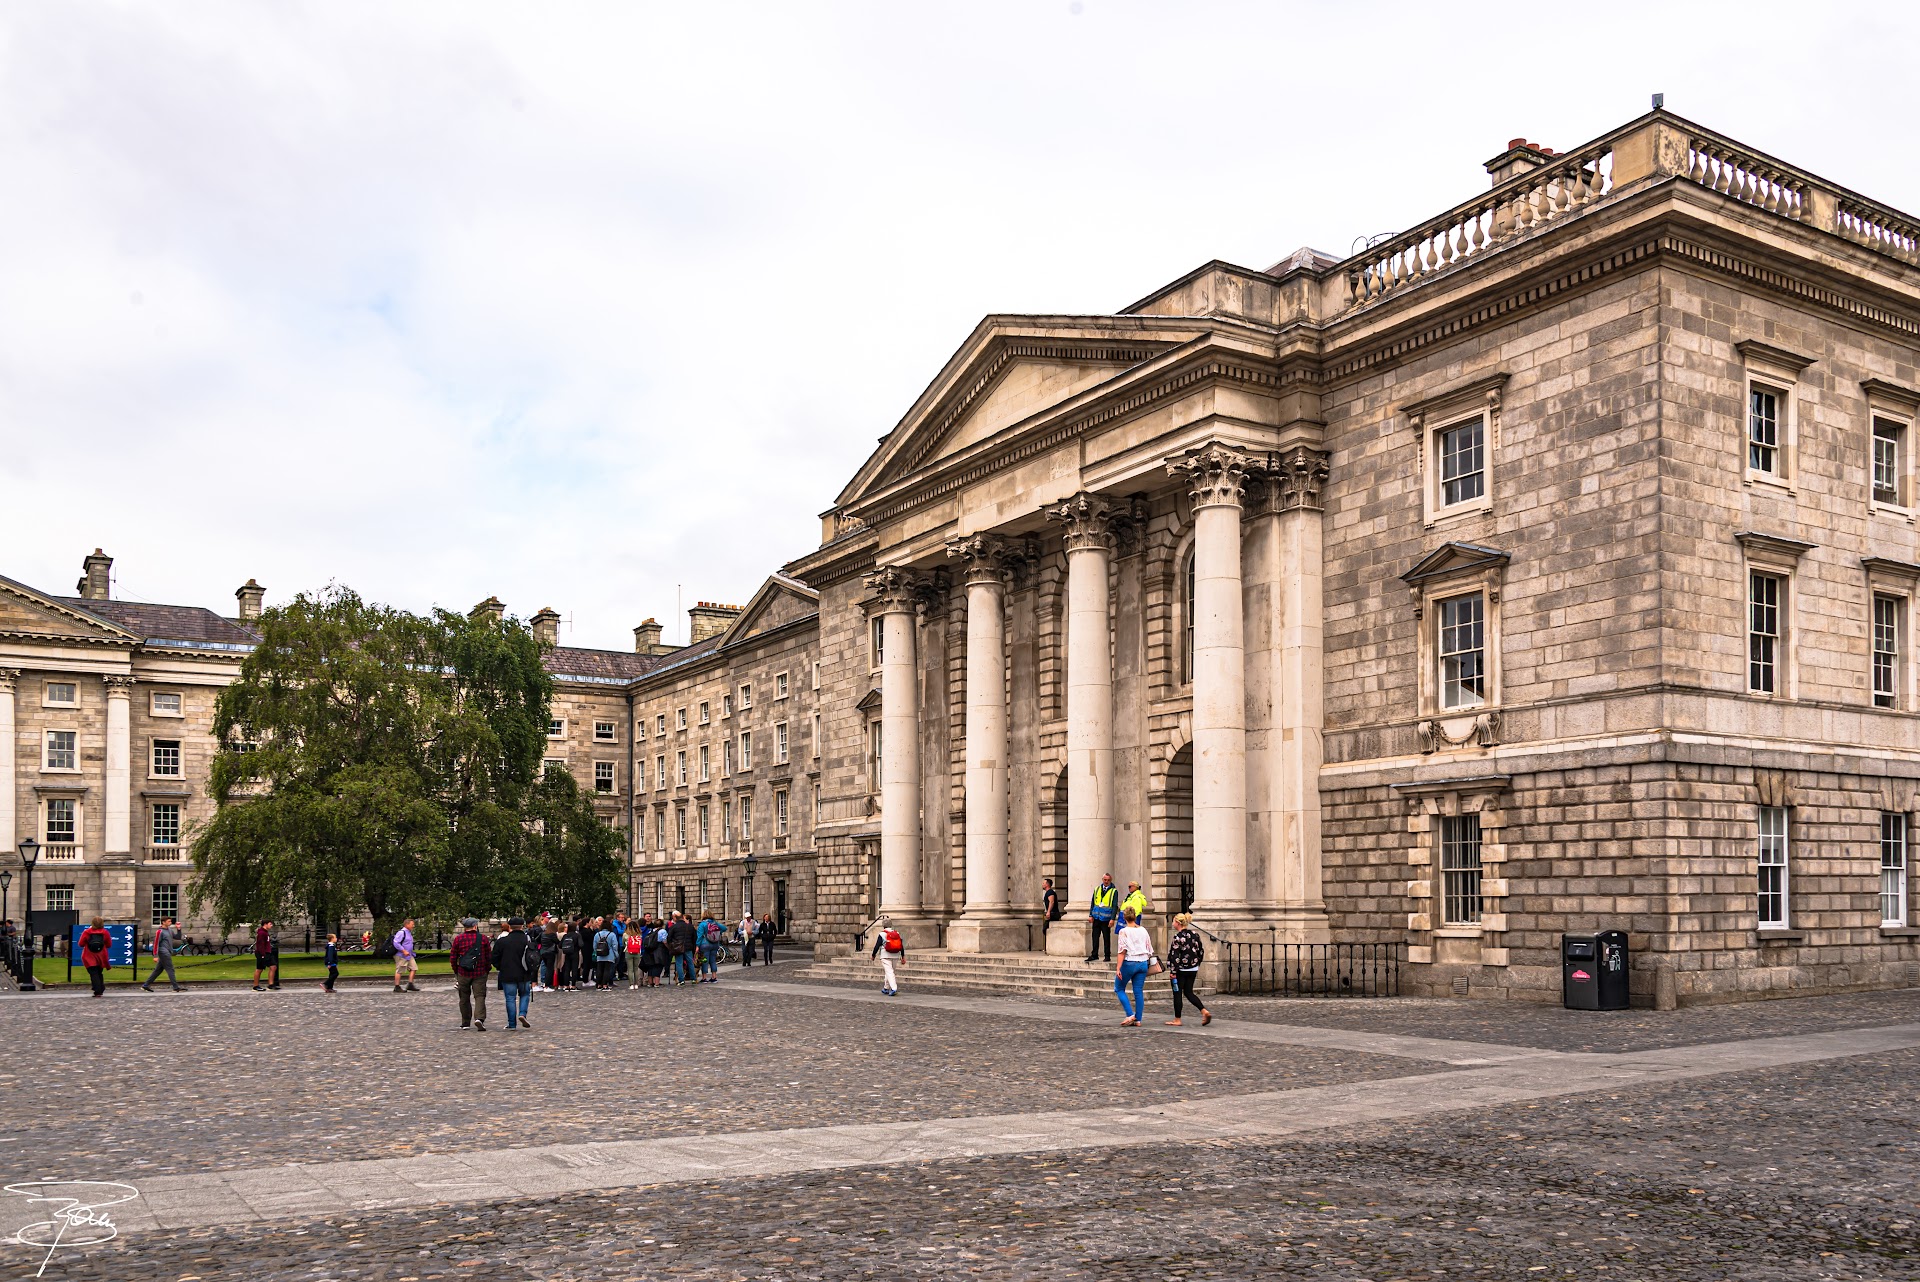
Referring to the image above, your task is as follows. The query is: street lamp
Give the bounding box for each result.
[17,838,38,992]
[743,854,758,917]
[1,869,11,928]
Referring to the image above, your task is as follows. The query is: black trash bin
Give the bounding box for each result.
[1562,930,1630,1010]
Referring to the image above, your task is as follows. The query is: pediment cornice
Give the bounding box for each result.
[0,574,140,646]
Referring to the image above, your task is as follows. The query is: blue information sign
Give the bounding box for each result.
[69,923,136,968]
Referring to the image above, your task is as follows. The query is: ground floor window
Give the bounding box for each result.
[1757,805,1789,928]
[151,883,179,924]
[45,884,74,913]
[1439,814,1483,924]
[1882,812,1909,927]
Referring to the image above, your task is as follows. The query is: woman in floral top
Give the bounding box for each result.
[1164,912,1212,1026]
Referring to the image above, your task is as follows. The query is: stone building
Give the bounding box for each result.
[790,109,1920,1004]
[0,554,823,942]
[626,577,822,940]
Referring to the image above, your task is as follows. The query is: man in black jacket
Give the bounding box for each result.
[666,911,698,986]
[492,916,537,1031]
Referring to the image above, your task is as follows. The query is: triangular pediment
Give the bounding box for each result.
[0,575,139,644]
[837,317,1207,508]
[854,687,884,713]
[717,574,819,649]
[1400,542,1510,586]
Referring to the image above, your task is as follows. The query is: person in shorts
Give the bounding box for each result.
[392,918,419,992]
[252,919,280,991]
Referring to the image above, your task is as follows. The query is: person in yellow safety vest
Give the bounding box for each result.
[1121,881,1151,924]
[1085,873,1120,964]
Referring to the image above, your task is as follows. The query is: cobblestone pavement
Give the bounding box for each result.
[29,1045,1920,1281]
[0,980,1422,1179]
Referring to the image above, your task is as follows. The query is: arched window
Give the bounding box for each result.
[1182,547,1197,683]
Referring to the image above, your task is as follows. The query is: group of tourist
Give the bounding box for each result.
[433,909,781,1030]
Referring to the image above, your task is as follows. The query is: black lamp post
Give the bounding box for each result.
[1,868,11,929]
[18,838,39,992]
[743,854,758,917]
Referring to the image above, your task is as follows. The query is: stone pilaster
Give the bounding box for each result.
[1044,493,1117,957]
[0,669,15,855]
[103,675,133,861]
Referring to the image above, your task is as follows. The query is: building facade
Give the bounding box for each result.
[0,556,825,942]
[791,110,1920,1004]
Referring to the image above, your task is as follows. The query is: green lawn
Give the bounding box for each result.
[30,950,454,986]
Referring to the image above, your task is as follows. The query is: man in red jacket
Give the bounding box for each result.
[450,917,491,1032]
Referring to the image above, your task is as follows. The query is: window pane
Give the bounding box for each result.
[1757,805,1788,928]
[1874,421,1903,503]
[1439,417,1485,506]
[1882,813,1908,927]
[1749,388,1778,473]
[1440,814,1483,925]
[1438,594,1485,710]
[152,803,181,846]
[46,730,76,770]
[47,798,76,843]
[1874,595,1900,708]
[1749,573,1780,694]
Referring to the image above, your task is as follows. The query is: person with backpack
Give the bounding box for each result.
[1086,874,1120,964]
[698,914,726,982]
[536,923,560,991]
[593,918,618,989]
[556,922,580,990]
[869,915,905,995]
[666,912,697,985]
[143,916,183,992]
[392,919,420,993]
[252,919,280,991]
[450,916,491,1031]
[610,914,628,984]
[78,917,113,998]
[493,916,536,1029]
[1163,912,1212,1026]
[625,922,644,989]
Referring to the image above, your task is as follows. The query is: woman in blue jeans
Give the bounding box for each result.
[1112,907,1155,1026]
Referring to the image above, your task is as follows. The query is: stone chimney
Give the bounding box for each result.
[687,600,744,645]
[633,618,666,654]
[530,607,561,648]
[235,579,265,620]
[469,595,506,626]
[1484,137,1556,186]
[77,549,112,601]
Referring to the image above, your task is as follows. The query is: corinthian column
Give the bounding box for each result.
[1044,492,1116,958]
[0,669,16,854]
[1169,444,1252,924]
[1270,447,1332,942]
[944,534,1026,953]
[864,567,928,941]
[104,675,134,860]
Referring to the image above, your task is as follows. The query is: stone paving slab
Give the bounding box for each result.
[20,1044,1920,1281]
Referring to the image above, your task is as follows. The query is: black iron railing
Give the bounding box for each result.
[1,934,30,986]
[1198,932,1403,997]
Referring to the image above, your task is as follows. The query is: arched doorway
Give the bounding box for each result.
[1159,743,1194,915]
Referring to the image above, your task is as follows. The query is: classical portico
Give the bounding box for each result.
[831,313,1336,953]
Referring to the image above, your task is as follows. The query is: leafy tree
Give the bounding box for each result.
[189,585,623,930]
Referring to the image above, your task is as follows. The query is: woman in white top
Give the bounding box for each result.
[1112,908,1155,1026]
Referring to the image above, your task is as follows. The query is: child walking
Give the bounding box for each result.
[323,934,339,993]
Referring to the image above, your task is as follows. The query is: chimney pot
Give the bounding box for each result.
[235,578,265,620]
[633,618,666,654]
[686,600,745,645]
[530,607,561,648]
[79,549,113,601]
[469,595,506,626]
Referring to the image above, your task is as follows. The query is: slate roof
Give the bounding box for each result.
[543,645,664,684]
[53,597,261,648]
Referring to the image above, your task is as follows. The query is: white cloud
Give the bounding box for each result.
[3,0,1915,646]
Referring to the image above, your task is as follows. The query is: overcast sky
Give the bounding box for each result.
[4,2,1916,649]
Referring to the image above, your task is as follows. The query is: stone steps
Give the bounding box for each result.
[795,949,1131,999]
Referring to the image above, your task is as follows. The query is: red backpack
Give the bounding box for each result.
[883,929,903,954]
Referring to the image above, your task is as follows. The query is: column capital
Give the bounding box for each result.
[1168,442,1257,509]
[1046,492,1117,553]
[944,533,1019,587]
[862,566,927,615]
[0,668,18,694]
[1269,445,1332,513]
[103,675,136,696]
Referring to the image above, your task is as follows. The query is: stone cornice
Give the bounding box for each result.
[1735,530,1816,562]
[1863,379,1920,414]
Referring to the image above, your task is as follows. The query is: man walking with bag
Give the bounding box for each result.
[492,916,535,1029]
[143,917,183,992]
[869,915,905,995]
[451,916,490,1031]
